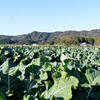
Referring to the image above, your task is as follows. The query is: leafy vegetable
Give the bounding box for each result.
[0,46,99,100]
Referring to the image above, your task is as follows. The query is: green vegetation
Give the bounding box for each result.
[0,46,100,100]
[0,39,15,44]
[0,29,100,45]
[0,39,37,45]
[55,36,100,46]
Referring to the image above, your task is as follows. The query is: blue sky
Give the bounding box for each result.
[0,0,100,35]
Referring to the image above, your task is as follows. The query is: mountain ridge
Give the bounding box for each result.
[0,29,100,45]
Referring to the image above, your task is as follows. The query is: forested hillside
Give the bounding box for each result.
[0,29,100,45]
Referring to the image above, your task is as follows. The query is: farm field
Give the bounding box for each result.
[0,46,100,100]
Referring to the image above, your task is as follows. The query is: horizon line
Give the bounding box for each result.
[0,28,100,36]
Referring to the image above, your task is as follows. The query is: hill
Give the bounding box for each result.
[0,29,100,45]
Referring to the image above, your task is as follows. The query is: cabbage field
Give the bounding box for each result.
[0,46,100,100]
